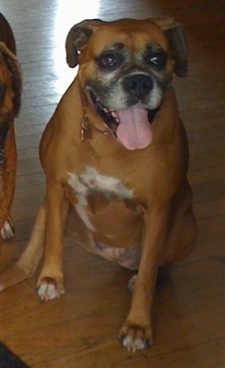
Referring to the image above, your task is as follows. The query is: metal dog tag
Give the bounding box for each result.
[81,125,92,141]
[80,115,92,141]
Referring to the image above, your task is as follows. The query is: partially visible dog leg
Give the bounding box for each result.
[36,187,69,301]
[0,201,46,291]
[0,122,17,242]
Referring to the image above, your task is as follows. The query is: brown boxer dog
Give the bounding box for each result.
[0,13,22,242]
[0,18,197,351]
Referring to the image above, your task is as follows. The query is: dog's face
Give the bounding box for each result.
[78,21,173,111]
[66,19,187,150]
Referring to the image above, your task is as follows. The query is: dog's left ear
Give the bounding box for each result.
[0,41,22,116]
[153,18,188,77]
[66,19,104,68]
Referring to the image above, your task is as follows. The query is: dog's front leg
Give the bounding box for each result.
[119,203,170,351]
[37,183,69,301]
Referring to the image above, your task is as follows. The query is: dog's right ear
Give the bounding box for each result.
[65,19,104,68]
[153,18,188,77]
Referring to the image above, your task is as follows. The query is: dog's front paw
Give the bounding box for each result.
[119,321,153,352]
[36,277,65,301]
[1,219,15,239]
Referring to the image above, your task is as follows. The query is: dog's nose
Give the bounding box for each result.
[123,74,153,99]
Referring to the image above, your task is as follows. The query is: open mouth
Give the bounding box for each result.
[89,90,119,135]
[89,90,159,150]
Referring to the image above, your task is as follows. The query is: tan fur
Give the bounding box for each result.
[0,18,196,350]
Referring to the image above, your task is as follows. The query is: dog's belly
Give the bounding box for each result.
[67,166,143,269]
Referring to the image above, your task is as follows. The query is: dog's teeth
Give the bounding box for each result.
[111,112,119,123]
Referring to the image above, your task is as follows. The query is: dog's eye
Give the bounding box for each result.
[145,51,167,69]
[96,52,123,70]
[102,55,116,67]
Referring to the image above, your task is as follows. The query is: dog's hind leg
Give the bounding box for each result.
[164,181,197,264]
[164,206,197,264]
[0,201,47,291]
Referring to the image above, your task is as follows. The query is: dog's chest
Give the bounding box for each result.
[67,166,134,232]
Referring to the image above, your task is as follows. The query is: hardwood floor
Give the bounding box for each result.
[0,0,225,367]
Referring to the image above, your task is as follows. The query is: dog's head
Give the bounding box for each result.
[66,18,187,150]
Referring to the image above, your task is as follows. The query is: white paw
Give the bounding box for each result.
[120,321,152,352]
[121,335,149,352]
[0,220,15,239]
[37,278,65,301]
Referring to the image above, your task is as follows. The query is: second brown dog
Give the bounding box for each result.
[0,13,22,242]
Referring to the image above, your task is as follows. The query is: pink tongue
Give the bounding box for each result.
[116,104,153,150]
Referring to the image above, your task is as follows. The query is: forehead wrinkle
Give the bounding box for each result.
[98,41,126,56]
[92,27,139,55]
[88,26,169,67]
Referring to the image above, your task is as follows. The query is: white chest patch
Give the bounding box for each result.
[68,166,133,231]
